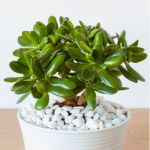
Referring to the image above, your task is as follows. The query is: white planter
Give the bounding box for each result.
[17,100,131,150]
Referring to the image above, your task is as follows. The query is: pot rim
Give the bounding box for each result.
[17,100,131,134]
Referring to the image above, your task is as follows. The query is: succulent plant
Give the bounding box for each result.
[4,16,147,110]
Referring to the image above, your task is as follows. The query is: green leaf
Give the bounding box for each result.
[66,47,88,61]
[4,77,21,82]
[49,86,75,99]
[36,80,49,93]
[117,30,127,47]
[119,65,138,83]
[50,77,76,90]
[9,61,29,74]
[48,16,58,30]
[130,53,147,63]
[32,58,45,78]
[129,40,139,47]
[23,51,32,71]
[91,81,117,94]
[47,53,66,76]
[88,29,99,39]
[86,87,96,110]
[102,30,115,44]
[98,69,122,88]
[12,81,33,94]
[18,31,39,47]
[33,21,46,40]
[31,87,42,98]
[35,92,49,110]
[13,48,29,57]
[125,62,145,81]
[77,65,96,82]
[17,92,30,104]
[79,20,88,36]
[127,46,144,53]
[104,44,120,54]
[104,56,123,68]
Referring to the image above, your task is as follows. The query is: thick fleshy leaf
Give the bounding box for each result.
[11,81,33,94]
[9,61,29,74]
[17,92,30,104]
[77,65,96,82]
[32,58,45,78]
[98,69,122,88]
[23,51,32,71]
[66,47,88,61]
[49,77,76,90]
[35,92,49,110]
[18,31,39,47]
[119,65,138,83]
[36,80,49,93]
[129,40,139,47]
[91,81,117,94]
[86,87,96,110]
[125,62,145,81]
[117,30,127,47]
[31,87,42,98]
[130,53,147,63]
[127,46,144,53]
[104,56,123,68]
[104,44,120,54]
[48,16,58,30]
[33,21,46,40]
[13,48,29,57]
[79,20,88,36]
[4,77,21,82]
[49,86,74,98]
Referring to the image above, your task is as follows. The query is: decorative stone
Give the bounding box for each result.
[93,114,100,120]
[45,109,53,115]
[86,119,99,129]
[62,106,72,111]
[52,115,62,122]
[85,111,94,118]
[61,110,69,118]
[55,107,62,115]
[72,117,85,127]
[47,121,57,129]
[65,115,75,124]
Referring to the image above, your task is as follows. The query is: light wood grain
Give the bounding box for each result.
[0,109,149,150]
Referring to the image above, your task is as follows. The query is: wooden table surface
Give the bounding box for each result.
[0,109,149,150]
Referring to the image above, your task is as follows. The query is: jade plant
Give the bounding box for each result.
[4,16,147,110]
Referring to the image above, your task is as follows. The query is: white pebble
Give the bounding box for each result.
[85,111,94,117]
[100,101,115,113]
[61,111,69,118]
[62,124,68,130]
[36,110,45,118]
[116,109,124,116]
[112,118,122,125]
[42,116,50,126]
[70,108,81,114]
[36,118,42,125]
[55,107,62,115]
[104,122,112,128]
[68,123,75,130]
[99,121,104,129]
[93,114,100,120]
[79,125,88,131]
[65,115,75,124]
[119,114,126,121]
[47,121,57,129]
[51,105,59,110]
[72,117,85,127]
[62,106,72,111]
[86,119,99,129]
[45,109,53,115]
[21,110,28,118]
[52,115,62,122]
[57,120,64,129]
[25,116,32,122]
[100,115,107,121]
[95,106,104,114]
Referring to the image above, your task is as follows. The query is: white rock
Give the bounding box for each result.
[95,106,104,114]
[55,107,62,115]
[86,119,99,129]
[51,105,59,110]
[45,109,53,115]
[36,118,42,125]
[99,121,104,129]
[42,116,50,126]
[25,116,32,122]
[93,114,100,120]
[100,115,107,121]
[62,106,72,111]
[112,118,122,125]
[25,104,35,114]
[36,110,45,118]
[85,111,94,118]
[52,115,62,122]
[79,125,88,131]
[47,121,57,129]
[21,110,29,118]
[72,117,85,127]
[65,115,75,124]
[57,120,64,129]
[100,101,115,113]
[116,109,124,116]
[61,111,69,118]
[80,107,89,114]
[62,124,68,130]
[104,122,112,128]
[70,108,81,114]
[119,114,126,121]
[68,123,75,130]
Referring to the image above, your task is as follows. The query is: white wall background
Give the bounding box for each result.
[0,0,149,108]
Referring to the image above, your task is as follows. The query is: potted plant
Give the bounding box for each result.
[4,16,147,150]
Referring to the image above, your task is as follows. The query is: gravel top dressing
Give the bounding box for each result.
[20,96,127,131]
